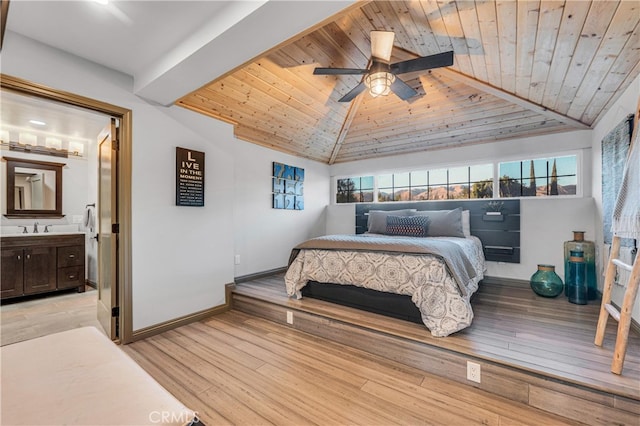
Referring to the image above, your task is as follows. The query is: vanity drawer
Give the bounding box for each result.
[57,266,84,289]
[57,245,84,267]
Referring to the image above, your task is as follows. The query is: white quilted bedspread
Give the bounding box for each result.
[285,236,485,337]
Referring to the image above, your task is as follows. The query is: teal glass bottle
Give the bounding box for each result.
[566,250,587,305]
[564,231,597,300]
[530,264,564,297]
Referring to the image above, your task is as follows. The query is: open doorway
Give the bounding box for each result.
[0,74,132,344]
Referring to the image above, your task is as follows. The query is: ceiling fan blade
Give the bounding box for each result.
[390,78,418,101]
[313,67,368,75]
[391,51,454,74]
[338,82,366,102]
[371,30,395,62]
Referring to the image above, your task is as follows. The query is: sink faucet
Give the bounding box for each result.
[19,226,28,234]
[33,221,39,233]
[44,225,51,233]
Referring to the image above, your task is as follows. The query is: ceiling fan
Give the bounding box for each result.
[313,31,454,102]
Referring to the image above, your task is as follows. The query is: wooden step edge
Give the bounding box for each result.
[232,293,640,407]
[235,291,640,402]
[231,291,483,360]
[232,294,640,401]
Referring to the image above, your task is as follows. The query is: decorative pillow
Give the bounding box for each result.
[411,208,465,238]
[385,215,430,237]
[367,209,416,234]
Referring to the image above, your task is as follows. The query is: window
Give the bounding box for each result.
[499,155,577,197]
[333,153,579,204]
[336,176,374,203]
[377,164,493,202]
[378,172,409,201]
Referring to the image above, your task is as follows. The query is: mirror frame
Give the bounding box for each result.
[4,157,65,218]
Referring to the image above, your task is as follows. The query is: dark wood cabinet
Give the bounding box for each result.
[1,248,24,298]
[1,234,85,300]
[23,246,57,295]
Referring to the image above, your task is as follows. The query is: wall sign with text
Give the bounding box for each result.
[176,147,205,207]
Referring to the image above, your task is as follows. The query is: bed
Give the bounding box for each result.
[285,206,489,337]
[1,327,199,426]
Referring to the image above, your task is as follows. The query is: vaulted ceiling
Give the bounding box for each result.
[178,0,640,164]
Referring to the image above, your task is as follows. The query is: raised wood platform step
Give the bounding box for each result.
[232,274,640,426]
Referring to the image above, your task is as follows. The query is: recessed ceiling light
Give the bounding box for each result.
[29,120,46,126]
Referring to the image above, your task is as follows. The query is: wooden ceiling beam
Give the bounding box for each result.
[329,93,363,165]
[434,68,591,130]
[1,1,9,51]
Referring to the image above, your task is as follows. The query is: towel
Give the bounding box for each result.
[612,108,640,240]
[83,205,95,232]
[613,245,637,287]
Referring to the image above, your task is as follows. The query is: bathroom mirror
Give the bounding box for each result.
[4,157,64,218]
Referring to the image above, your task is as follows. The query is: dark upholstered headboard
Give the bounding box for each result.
[354,199,521,263]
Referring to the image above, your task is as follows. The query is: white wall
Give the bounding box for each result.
[591,74,640,321]
[231,142,329,277]
[327,130,596,282]
[161,107,331,278]
[330,129,593,190]
[127,107,236,330]
[495,197,595,281]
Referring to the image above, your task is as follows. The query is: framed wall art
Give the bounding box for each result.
[176,147,204,207]
[272,161,304,210]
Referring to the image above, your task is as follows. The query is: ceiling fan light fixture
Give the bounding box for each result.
[365,71,395,97]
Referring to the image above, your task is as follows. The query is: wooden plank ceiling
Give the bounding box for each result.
[178,0,640,164]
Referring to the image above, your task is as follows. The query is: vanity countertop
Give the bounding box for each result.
[1,231,85,238]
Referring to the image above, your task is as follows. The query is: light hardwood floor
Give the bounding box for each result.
[230,274,640,425]
[0,288,101,346]
[124,310,584,426]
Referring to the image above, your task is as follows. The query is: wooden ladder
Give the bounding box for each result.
[594,235,640,374]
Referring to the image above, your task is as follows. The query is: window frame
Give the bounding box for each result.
[334,175,375,204]
[332,149,583,204]
[494,150,583,200]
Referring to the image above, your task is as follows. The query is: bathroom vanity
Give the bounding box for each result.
[1,233,85,300]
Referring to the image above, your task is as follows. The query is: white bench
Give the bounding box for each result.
[1,327,198,425]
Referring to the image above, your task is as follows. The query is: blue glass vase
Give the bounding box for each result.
[566,249,588,305]
[530,264,564,297]
[564,231,597,300]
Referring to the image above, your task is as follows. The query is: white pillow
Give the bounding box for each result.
[462,210,471,237]
[411,208,465,238]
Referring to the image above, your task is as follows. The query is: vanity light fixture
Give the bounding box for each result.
[18,132,37,145]
[2,127,88,158]
[68,141,85,156]
[45,137,62,150]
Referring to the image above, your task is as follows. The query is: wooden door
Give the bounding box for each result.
[1,248,24,298]
[23,246,57,295]
[97,118,118,340]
